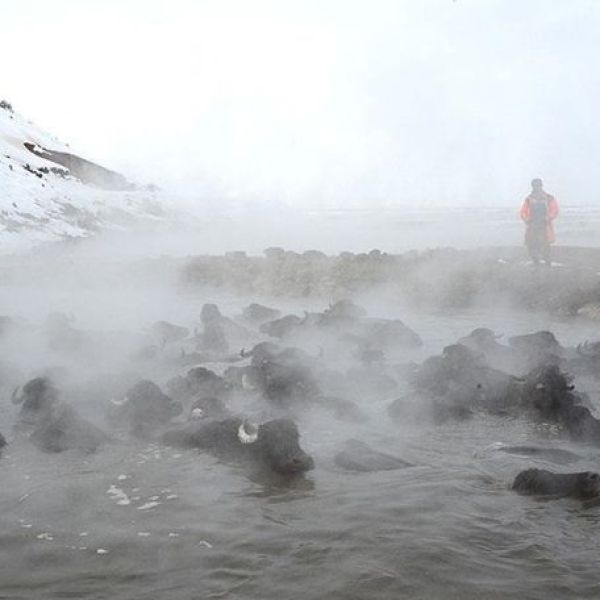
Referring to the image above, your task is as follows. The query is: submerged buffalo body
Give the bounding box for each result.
[512,468,600,499]
[12,377,60,428]
[508,331,565,372]
[29,404,108,453]
[163,417,314,475]
[13,377,107,452]
[259,315,303,339]
[410,344,523,417]
[521,365,600,443]
[166,367,231,404]
[242,303,281,323]
[114,380,182,436]
[334,439,412,472]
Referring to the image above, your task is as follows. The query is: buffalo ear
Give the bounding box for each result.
[238,421,258,444]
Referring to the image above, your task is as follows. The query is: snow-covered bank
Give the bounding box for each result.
[0,101,178,253]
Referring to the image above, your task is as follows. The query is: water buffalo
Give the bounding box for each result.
[568,339,600,378]
[111,380,182,437]
[334,439,413,472]
[241,303,281,323]
[13,377,108,452]
[508,330,565,372]
[457,328,517,373]
[259,314,303,339]
[254,359,321,408]
[197,309,229,354]
[28,404,109,453]
[188,396,229,420]
[150,321,189,347]
[512,468,600,499]
[520,365,600,443]
[166,367,232,404]
[12,377,60,429]
[410,344,524,416]
[162,417,314,475]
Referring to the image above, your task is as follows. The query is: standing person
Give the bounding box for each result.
[520,178,559,266]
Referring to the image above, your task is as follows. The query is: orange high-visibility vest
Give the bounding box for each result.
[520,193,559,244]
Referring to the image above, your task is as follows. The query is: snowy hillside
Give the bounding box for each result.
[0,100,170,252]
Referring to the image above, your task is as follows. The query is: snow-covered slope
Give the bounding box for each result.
[0,101,169,252]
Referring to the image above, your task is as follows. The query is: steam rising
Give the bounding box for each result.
[2,1,599,208]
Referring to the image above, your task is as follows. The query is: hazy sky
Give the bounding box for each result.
[2,0,599,207]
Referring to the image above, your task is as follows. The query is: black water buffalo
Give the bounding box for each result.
[197,304,229,354]
[568,340,600,378]
[259,314,303,339]
[334,439,413,472]
[457,328,518,373]
[508,330,565,372]
[162,417,314,475]
[410,344,523,416]
[241,303,281,323]
[512,468,600,499]
[253,359,321,408]
[111,380,182,437]
[28,404,109,453]
[188,396,229,420]
[150,321,189,347]
[13,376,107,452]
[520,365,600,443]
[12,377,60,429]
[166,367,232,404]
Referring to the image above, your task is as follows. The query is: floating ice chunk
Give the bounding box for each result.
[198,540,213,548]
[137,532,151,537]
[117,474,128,481]
[96,548,109,555]
[37,532,53,541]
[107,484,131,506]
[137,501,160,510]
[166,494,178,500]
[168,533,179,538]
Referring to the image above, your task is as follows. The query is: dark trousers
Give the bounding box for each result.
[526,225,550,264]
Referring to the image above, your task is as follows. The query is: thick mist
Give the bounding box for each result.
[3,0,600,208]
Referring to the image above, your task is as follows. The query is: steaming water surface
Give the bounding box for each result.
[1,280,600,599]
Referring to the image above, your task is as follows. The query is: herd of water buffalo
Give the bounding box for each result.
[2,299,600,501]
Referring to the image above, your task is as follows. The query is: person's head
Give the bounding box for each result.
[531,178,543,192]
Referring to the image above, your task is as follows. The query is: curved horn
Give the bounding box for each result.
[190,407,204,420]
[11,385,23,405]
[110,395,128,407]
[238,421,258,444]
[577,341,595,357]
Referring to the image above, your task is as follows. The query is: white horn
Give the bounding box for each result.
[190,407,204,420]
[110,395,128,407]
[238,421,258,444]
